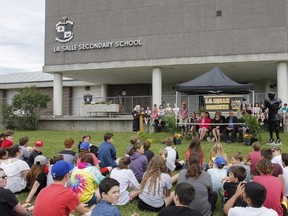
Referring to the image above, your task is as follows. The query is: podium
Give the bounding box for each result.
[136,113,147,132]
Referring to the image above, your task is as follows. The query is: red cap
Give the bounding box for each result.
[34,140,44,147]
[1,140,13,148]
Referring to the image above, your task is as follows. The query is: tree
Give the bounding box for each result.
[2,86,51,130]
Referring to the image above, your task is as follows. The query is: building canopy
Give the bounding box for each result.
[175,67,254,94]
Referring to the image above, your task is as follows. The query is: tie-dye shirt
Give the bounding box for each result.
[70,162,105,203]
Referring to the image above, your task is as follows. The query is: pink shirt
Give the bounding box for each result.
[198,117,211,129]
[246,151,261,174]
[253,175,283,216]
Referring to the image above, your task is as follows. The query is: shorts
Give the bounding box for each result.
[137,198,165,212]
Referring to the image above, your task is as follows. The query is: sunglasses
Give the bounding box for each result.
[0,175,7,179]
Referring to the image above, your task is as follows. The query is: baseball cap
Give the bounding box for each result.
[34,155,48,165]
[34,140,44,147]
[52,160,74,178]
[80,142,90,151]
[214,156,226,167]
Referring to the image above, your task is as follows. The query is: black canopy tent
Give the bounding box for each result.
[175,67,255,112]
[175,67,254,94]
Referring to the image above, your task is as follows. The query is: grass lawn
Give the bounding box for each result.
[12,130,288,216]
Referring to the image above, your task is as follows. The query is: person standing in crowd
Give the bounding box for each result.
[264,91,282,144]
[179,101,189,136]
[132,105,141,132]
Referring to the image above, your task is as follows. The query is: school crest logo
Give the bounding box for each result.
[55,16,74,43]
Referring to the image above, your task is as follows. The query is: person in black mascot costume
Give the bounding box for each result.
[264,92,282,144]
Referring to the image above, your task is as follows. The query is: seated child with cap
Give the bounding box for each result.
[25,155,48,204]
[207,156,228,195]
[77,142,111,175]
[91,177,123,216]
[33,160,89,215]
[158,182,202,216]
[27,140,44,167]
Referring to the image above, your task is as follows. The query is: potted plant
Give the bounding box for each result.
[241,114,261,144]
[172,133,182,145]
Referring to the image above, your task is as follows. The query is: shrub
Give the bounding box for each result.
[1,86,51,130]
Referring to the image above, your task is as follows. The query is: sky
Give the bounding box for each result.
[0,1,45,74]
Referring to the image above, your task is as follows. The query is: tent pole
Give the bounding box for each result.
[176,91,178,128]
[252,90,255,112]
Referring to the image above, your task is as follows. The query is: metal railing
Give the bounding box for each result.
[0,93,267,117]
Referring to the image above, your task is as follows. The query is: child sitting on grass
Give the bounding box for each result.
[128,142,148,183]
[91,177,121,216]
[138,156,173,212]
[222,166,247,207]
[110,156,140,205]
[158,182,202,216]
[25,155,48,204]
[244,141,261,176]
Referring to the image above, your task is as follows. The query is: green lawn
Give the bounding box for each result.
[13,130,288,216]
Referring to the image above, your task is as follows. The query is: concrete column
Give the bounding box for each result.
[277,62,288,103]
[53,73,63,116]
[264,79,272,97]
[101,84,108,98]
[152,67,162,106]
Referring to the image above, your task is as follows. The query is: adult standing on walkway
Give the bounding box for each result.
[179,101,189,136]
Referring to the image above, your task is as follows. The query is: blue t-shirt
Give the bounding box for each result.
[98,142,117,168]
[91,200,121,216]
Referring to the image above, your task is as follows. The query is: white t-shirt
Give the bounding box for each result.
[228,206,278,216]
[271,155,283,168]
[0,158,30,193]
[139,173,172,208]
[165,146,177,171]
[283,166,288,196]
[207,168,228,193]
[110,168,140,205]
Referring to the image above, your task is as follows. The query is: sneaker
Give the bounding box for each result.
[206,137,212,142]
[211,138,215,142]
[266,138,274,145]
[275,139,282,145]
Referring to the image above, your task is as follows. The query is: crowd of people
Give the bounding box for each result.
[0,128,287,216]
[133,97,288,146]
